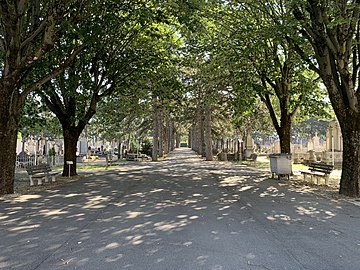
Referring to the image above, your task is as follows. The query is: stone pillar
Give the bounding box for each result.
[327,120,342,151]
[308,150,316,162]
[307,137,314,151]
[333,122,341,151]
[273,140,281,153]
[244,133,254,158]
[312,135,320,151]
[27,139,36,155]
[326,129,331,150]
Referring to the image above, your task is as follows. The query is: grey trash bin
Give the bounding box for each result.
[269,153,292,179]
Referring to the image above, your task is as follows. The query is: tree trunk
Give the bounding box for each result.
[278,124,292,154]
[200,113,205,157]
[188,130,192,149]
[318,51,360,196]
[204,105,213,161]
[200,114,206,157]
[191,125,196,151]
[118,140,122,159]
[169,121,175,151]
[158,109,164,158]
[152,103,159,161]
[238,139,242,161]
[0,127,18,194]
[163,112,169,155]
[0,84,22,194]
[195,107,205,156]
[176,133,180,148]
[338,122,360,197]
[62,128,80,177]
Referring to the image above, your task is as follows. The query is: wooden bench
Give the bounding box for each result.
[227,153,237,161]
[300,162,334,185]
[26,164,60,186]
[245,153,258,161]
[126,153,149,161]
[126,153,139,161]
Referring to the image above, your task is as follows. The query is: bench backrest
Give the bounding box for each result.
[249,153,258,161]
[26,164,52,175]
[309,163,333,174]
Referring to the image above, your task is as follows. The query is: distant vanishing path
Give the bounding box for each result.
[1,148,360,270]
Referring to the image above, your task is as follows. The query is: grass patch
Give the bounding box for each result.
[236,156,308,172]
[77,164,108,171]
[77,163,126,171]
[292,163,308,171]
[238,160,270,170]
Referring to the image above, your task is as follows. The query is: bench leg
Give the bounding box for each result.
[325,175,329,186]
[38,178,42,185]
[29,176,34,186]
[44,175,49,182]
[51,175,56,182]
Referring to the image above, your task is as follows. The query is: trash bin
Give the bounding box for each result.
[269,153,292,179]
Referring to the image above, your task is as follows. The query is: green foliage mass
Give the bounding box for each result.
[18,0,335,151]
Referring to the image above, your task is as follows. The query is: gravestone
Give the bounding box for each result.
[27,139,36,155]
[272,140,281,153]
[325,120,343,166]
[312,134,321,151]
[326,120,342,151]
[244,133,255,158]
[308,150,316,162]
[78,137,88,155]
[307,137,314,151]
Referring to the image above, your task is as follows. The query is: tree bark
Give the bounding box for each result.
[195,107,205,156]
[200,113,205,157]
[62,128,80,177]
[118,140,122,159]
[190,127,196,150]
[163,111,169,155]
[152,103,159,161]
[278,118,292,154]
[0,120,19,194]
[319,55,360,196]
[279,81,294,154]
[158,109,164,158]
[0,82,23,194]
[340,124,360,196]
[169,121,175,151]
[204,105,213,161]
[176,133,180,148]
[193,125,197,151]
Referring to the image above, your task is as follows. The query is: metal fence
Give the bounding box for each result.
[15,155,64,169]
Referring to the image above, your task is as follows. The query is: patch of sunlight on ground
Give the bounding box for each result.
[11,194,42,202]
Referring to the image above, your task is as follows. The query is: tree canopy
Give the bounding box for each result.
[1,0,356,196]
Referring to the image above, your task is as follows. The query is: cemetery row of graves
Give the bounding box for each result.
[15,119,343,170]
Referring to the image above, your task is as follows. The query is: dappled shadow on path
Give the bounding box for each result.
[1,148,360,270]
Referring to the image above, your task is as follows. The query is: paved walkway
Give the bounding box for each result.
[1,148,360,270]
